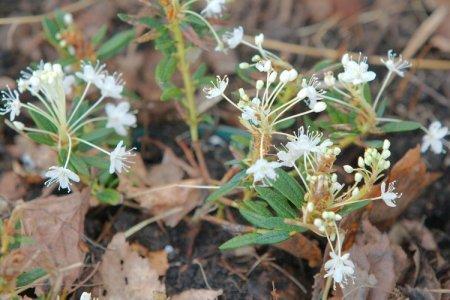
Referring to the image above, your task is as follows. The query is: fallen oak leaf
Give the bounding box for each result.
[12,189,90,290]
[96,233,166,300]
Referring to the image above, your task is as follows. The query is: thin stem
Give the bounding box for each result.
[376,117,402,122]
[332,86,351,98]
[181,0,199,9]
[74,137,110,155]
[64,133,72,168]
[68,82,91,123]
[69,117,107,134]
[222,94,243,111]
[30,90,60,125]
[293,164,308,191]
[268,96,301,118]
[273,109,314,125]
[22,103,58,126]
[322,94,360,111]
[373,71,392,110]
[69,95,105,130]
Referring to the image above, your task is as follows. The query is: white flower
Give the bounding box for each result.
[63,75,76,95]
[324,72,335,87]
[380,181,401,207]
[44,166,80,192]
[63,13,73,25]
[324,251,355,287]
[201,0,226,18]
[0,87,21,121]
[255,59,272,72]
[421,121,448,154]
[80,292,91,300]
[98,73,124,99]
[297,77,325,109]
[338,53,376,85]
[223,26,243,49]
[203,75,228,99]
[276,149,299,167]
[246,158,280,183]
[381,50,411,77]
[109,141,135,174]
[105,102,137,136]
[75,61,106,87]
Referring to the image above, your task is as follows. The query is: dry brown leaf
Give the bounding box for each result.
[14,190,89,289]
[368,146,440,227]
[147,149,185,186]
[274,233,322,267]
[171,289,223,300]
[118,153,152,195]
[135,178,206,227]
[0,171,27,201]
[97,233,166,300]
[131,243,169,277]
[339,220,409,299]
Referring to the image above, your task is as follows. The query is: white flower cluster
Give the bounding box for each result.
[0,61,137,192]
[421,121,448,154]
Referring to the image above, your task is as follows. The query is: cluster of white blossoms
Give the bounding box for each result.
[0,61,137,192]
[421,121,448,154]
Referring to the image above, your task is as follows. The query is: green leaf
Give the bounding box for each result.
[255,186,297,218]
[365,140,384,148]
[219,232,259,250]
[161,86,183,101]
[16,268,47,287]
[69,153,90,177]
[362,83,372,104]
[42,17,59,45]
[254,230,290,245]
[381,121,421,133]
[155,55,178,87]
[91,25,108,46]
[82,154,109,170]
[269,169,305,208]
[313,59,334,71]
[97,29,135,60]
[28,109,58,133]
[241,200,272,217]
[27,133,55,146]
[96,188,122,205]
[339,200,370,216]
[79,127,114,143]
[376,98,387,117]
[239,207,303,232]
[206,170,245,202]
[274,118,295,131]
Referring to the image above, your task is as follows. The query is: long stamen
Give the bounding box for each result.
[68,82,91,124]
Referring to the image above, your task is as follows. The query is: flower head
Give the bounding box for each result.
[324,251,355,287]
[105,102,136,136]
[338,53,376,85]
[246,158,280,183]
[380,181,401,207]
[75,61,106,87]
[44,166,80,192]
[109,141,135,174]
[98,73,124,99]
[297,77,325,109]
[241,106,258,125]
[381,50,411,77]
[80,292,92,300]
[279,69,298,83]
[0,87,21,121]
[203,75,228,99]
[223,26,244,49]
[201,0,226,18]
[421,121,448,154]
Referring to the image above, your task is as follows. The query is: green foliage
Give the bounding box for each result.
[381,121,421,133]
[206,170,246,202]
[268,169,305,208]
[97,29,135,60]
[96,188,122,205]
[16,268,47,287]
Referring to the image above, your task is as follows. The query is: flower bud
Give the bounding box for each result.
[352,187,360,197]
[324,72,335,87]
[383,139,390,150]
[313,101,327,112]
[333,147,341,155]
[306,202,314,212]
[313,218,323,227]
[256,80,264,90]
[331,173,337,182]
[383,161,391,170]
[13,121,25,130]
[358,157,365,168]
[268,71,277,83]
[354,172,363,182]
[343,165,353,173]
[334,214,342,221]
[255,33,264,46]
[239,62,250,69]
[279,70,290,83]
[382,149,391,159]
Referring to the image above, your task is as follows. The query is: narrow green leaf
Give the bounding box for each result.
[96,188,122,205]
[68,153,90,177]
[161,86,182,101]
[254,230,290,245]
[376,98,387,117]
[79,128,114,143]
[16,268,47,287]
[206,170,245,202]
[219,233,259,250]
[155,55,177,87]
[381,121,421,133]
[91,25,108,46]
[97,29,135,60]
[239,208,302,231]
[363,83,372,104]
[42,18,59,45]
[255,187,297,218]
[241,200,272,217]
[270,169,305,208]
[313,59,334,71]
[27,133,55,146]
[28,109,58,133]
[82,154,109,170]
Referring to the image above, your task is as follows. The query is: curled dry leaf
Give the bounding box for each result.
[274,233,322,267]
[368,146,440,227]
[131,243,169,277]
[97,233,166,300]
[13,190,90,289]
[147,149,185,186]
[171,289,223,300]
